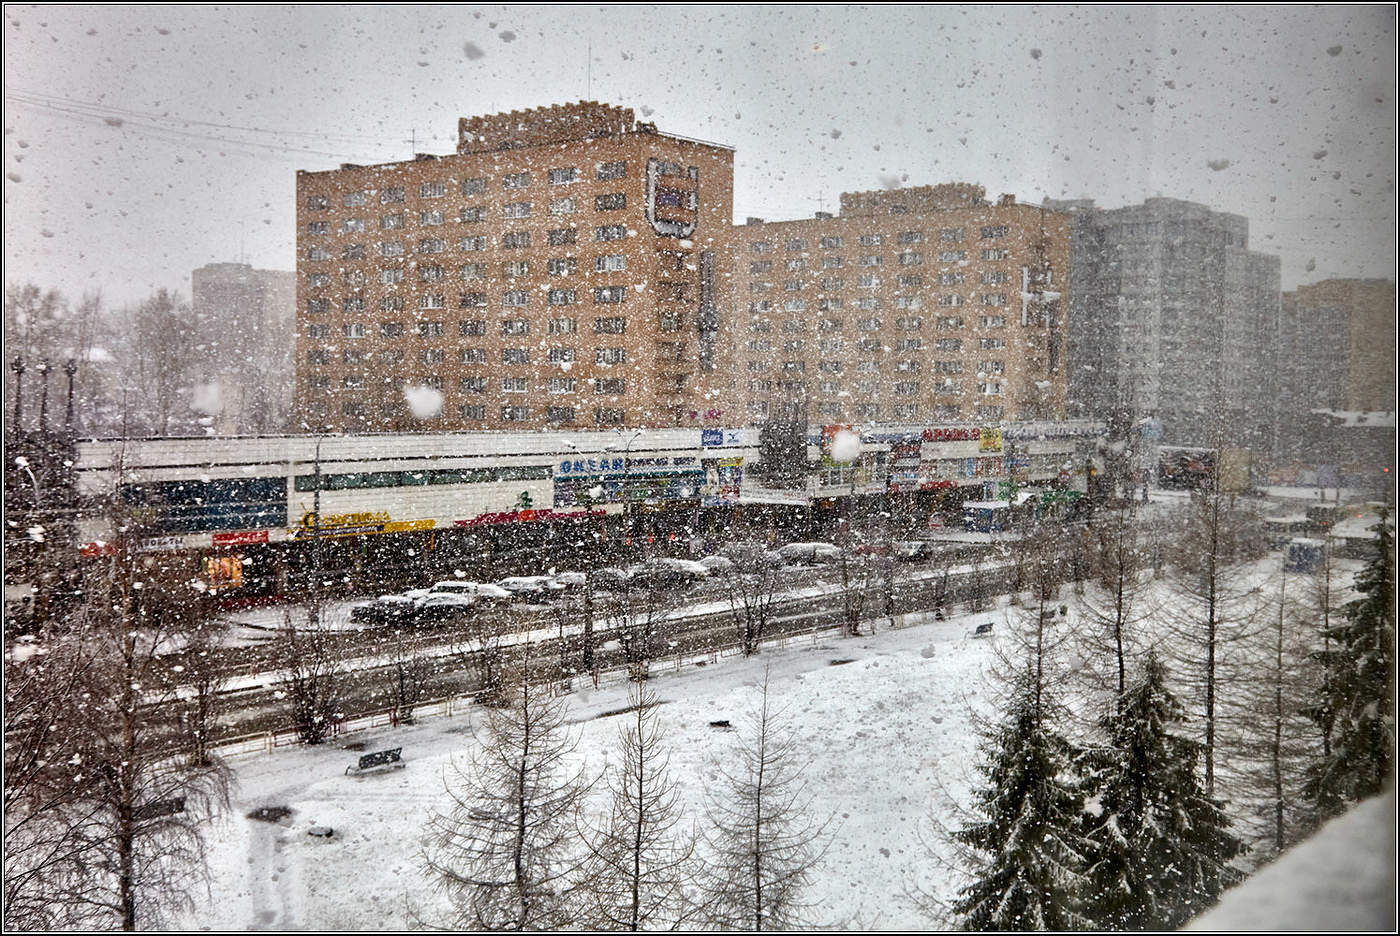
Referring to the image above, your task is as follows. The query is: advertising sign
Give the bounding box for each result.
[702,457,743,506]
[978,427,1003,453]
[212,530,269,547]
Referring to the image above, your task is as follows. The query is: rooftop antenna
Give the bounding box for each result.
[404,128,417,157]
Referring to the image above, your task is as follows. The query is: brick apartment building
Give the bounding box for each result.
[732,183,1071,426]
[294,102,736,433]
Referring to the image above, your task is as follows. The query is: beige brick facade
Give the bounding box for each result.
[294,102,736,433]
[732,184,1071,427]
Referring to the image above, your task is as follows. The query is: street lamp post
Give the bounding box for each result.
[616,428,644,552]
[10,355,25,431]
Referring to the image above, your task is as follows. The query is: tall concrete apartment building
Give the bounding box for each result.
[191,262,295,435]
[1276,278,1396,464]
[733,184,1071,427]
[1047,197,1282,452]
[294,102,735,433]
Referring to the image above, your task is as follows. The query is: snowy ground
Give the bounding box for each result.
[177,603,1009,930]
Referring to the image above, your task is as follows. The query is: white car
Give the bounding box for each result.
[646,557,710,578]
[428,581,512,602]
[497,576,565,600]
[413,591,477,622]
[777,542,842,564]
[697,555,735,574]
[550,571,588,591]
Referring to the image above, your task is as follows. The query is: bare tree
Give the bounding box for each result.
[834,548,874,638]
[1076,503,1156,713]
[721,551,786,656]
[603,580,678,681]
[274,608,345,744]
[699,673,830,930]
[381,625,436,723]
[176,616,229,768]
[578,682,699,930]
[422,670,591,930]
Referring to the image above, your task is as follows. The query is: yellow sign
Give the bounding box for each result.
[978,428,1003,453]
[203,555,243,592]
[292,511,435,539]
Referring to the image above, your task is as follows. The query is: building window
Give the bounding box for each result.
[594,286,626,305]
[343,244,366,260]
[460,349,487,364]
[342,401,366,417]
[502,231,530,249]
[595,377,625,394]
[419,182,445,198]
[594,316,626,335]
[503,201,532,219]
[343,296,365,313]
[548,288,577,306]
[937,316,964,330]
[981,294,1007,306]
[460,404,487,420]
[898,231,925,244]
[939,227,965,242]
[502,376,529,393]
[309,272,331,287]
[381,213,405,230]
[502,261,530,278]
[419,210,444,225]
[307,324,331,339]
[462,377,491,393]
[549,197,578,217]
[980,225,1009,239]
[819,278,844,291]
[595,254,627,273]
[342,350,366,364]
[895,359,920,372]
[381,321,404,337]
[502,349,531,365]
[596,161,626,180]
[821,256,844,270]
[420,348,445,364]
[785,258,806,272]
[594,407,625,425]
[939,250,967,262]
[546,406,575,423]
[980,315,1007,328]
[547,377,576,393]
[307,221,329,235]
[595,347,626,365]
[595,192,626,211]
[461,206,486,223]
[343,191,367,207]
[548,347,576,362]
[306,195,329,210]
[750,241,773,254]
[548,257,578,276]
[980,271,1009,284]
[503,290,530,308]
[860,234,884,246]
[381,187,405,203]
[980,337,1006,350]
[419,294,445,310]
[419,264,444,283]
[343,323,366,339]
[502,406,530,421]
[784,280,803,292]
[818,299,843,314]
[546,227,578,246]
[783,299,806,313]
[460,262,486,280]
[898,251,923,266]
[594,224,627,241]
[307,349,330,364]
[855,297,881,310]
[937,294,964,307]
[977,382,1004,396]
[896,298,921,311]
[549,167,578,185]
[895,382,920,396]
[459,292,488,309]
[417,238,446,254]
[935,361,964,375]
[896,337,924,352]
[418,321,444,337]
[461,235,488,251]
[502,172,530,189]
[378,269,402,285]
[858,274,880,288]
[857,318,881,332]
[502,319,530,336]
[785,238,809,251]
[979,360,1006,375]
[459,320,487,337]
[899,274,924,287]
[307,299,328,314]
[940,272,965,285]
[548,317,578,335]
[896,315,923,330]
[981,248,1009,260]
[820,235,844,249]
[380,241,405,257]
[751,260,773,274]
[462,177,487,196]
[935,338,962,352]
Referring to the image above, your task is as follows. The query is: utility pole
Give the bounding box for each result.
[63,359,78,434]
[10,355,25,431]
[36,358,50,436]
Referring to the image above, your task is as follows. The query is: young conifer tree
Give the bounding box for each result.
[1304,507,1395,819]
[1077,652,1246,930]
[699,674,829,931]
[578,682,698,930]
[422,668,590,930]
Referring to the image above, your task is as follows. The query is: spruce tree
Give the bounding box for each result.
[1077,653,1246,930]
[951,665,1089,931]
[1305,507,1395,819]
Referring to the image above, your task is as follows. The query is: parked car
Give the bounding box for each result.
[776,541,842,565]
[697,554,736,575]
[628,557,708,590]
[412,591,477,624]
[497,576,565,601]
[894,540,933,561]
[428,580,512,602]
[349,594,416,626]
[718,543,785,569]
[591,567,632,591]
[550,571,588,592]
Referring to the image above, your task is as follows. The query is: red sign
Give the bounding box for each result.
[80,542,117,557]
[212,530,269,547]
[452,507,595,528]
[923,427,980,442]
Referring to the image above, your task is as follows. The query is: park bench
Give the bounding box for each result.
[972,622,994,638]
[345,747,405,776]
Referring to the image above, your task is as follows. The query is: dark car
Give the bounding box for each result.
[349,595,416,626]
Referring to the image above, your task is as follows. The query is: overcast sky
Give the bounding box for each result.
[4,4,1395,309]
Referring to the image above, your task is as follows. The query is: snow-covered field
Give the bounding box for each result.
[178,604,1009,930]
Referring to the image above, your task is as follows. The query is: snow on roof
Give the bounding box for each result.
[1310,409,1397,428]
[963,500,1012,509]
[1184,791,1395,932]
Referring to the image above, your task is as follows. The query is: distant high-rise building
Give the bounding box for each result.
[733,184,1071,427]
[1277,278,1397,462]
[1045,196,1282,453]
[190,262,295,434]
[293,102,736,433]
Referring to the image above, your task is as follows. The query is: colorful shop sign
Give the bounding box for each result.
[978,427,1003,452]
[702,457,743,506]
